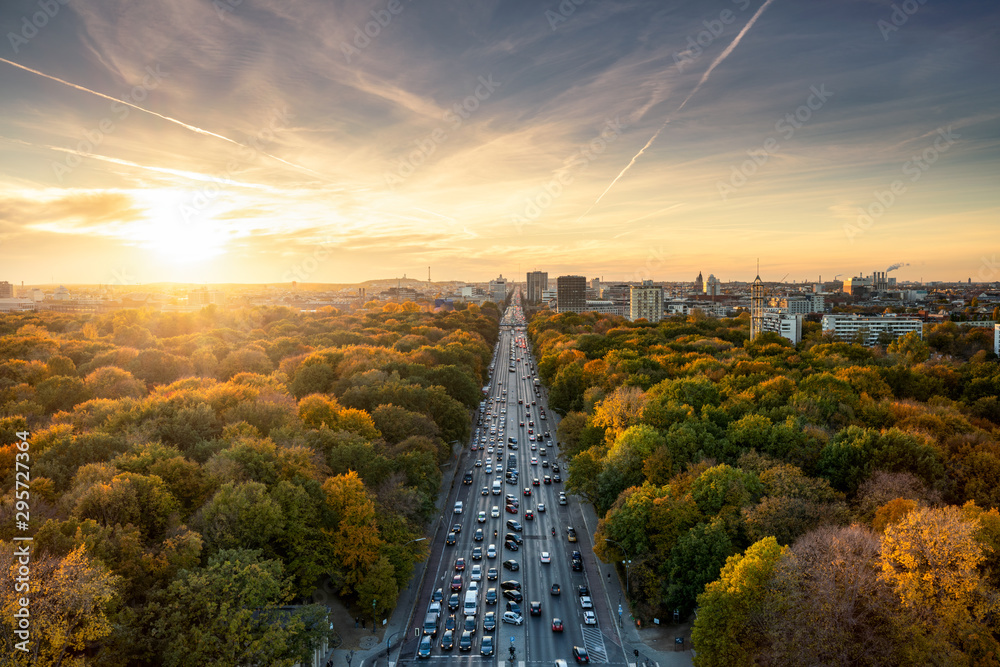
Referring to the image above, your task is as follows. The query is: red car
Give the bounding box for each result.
[451,575,463,591]
[552,618,563,632]
[506,504,518,514]
[455,558,465,571]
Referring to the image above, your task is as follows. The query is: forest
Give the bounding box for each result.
[530,311,1000,666]
[0,301,499,666]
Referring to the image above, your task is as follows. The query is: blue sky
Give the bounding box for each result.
[0,0,997,285]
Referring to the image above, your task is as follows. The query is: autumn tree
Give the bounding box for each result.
[322,471,384,596]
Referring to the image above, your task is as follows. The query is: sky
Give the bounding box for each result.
[0,0,998,286]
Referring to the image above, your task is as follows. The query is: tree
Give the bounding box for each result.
[692,537,787,667]
[35,375,89,413]
[887,331,930,363]
[666,521,734,614]
[150,549,329,667]
[0,545,121,665]
[322,471,383,595]
[690,464,763,517]
[196,481,284,554]
[84,366,146,399]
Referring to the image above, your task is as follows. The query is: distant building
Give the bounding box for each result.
[767,294,824,314]
[556,275,586,313]
[821,314,923,345]
[750,274,766,340]
[704,274,721,296]
[629,280,663,322]
[488,275,508,304]
[760,312,803,345]
[51,285,71,301]
[526,271,547,303]
[586,300,623,316]
[0,281,12,298]
[694,271,704,294]
[0,298,36,312]
[188,289,226,306]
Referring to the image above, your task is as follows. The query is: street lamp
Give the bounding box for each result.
[604,539,632,597]
[372,598,377,634]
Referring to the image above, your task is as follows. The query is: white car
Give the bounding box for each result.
[487,544,497,559]
[485,464,493,474]
[537,503,546,513]
[584,610,597,625]
[580,596,593,609]
[531,457,538,465]
[491,506,500,518]
[540,551,551,564]
[478,511,487,523]
[471,565,482,581]
[501,611,524,626]
[469,580,479,593]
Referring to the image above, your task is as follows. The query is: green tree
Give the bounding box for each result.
[666,521,734,614]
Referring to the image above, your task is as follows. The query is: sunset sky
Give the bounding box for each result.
[0,0,997,285]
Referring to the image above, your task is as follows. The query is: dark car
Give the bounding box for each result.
[486,587,498,605]
[504,540,519,551]
[433,588,444,602]
[446,532,457,546]
[452,523,462,534]
[502,559,519,571]
[506,601,522,615]
[463,472,473,485]
[464,616,477,635]
[418,635,432,659]
[529,601,541,616]
[445,614,457,631]
[578,585,589,597]
[440,629,454,650]
[573,646,590,663]
[483,611,497,631]
[448,593,460,610]
[500,580,521,591]
[505,532,523,545]
[480,635,494,657]
[455,558,466,571]
[553,473,561,482]
[451,575,463,591]
[524,510,534,520]
[502,589,523,603]
[459,630,473,652]
[551,583,561,596]
[506,520,522,532]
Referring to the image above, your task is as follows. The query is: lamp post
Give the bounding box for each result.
[604,539,631,597]
[372,598,377,634]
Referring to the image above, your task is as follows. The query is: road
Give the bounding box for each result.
[397,290,631,667]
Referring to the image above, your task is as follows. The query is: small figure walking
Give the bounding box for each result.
[355,617,359,629]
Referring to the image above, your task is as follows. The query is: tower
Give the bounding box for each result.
[750,273,766,340]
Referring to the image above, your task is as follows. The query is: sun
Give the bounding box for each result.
[134,189,234,263]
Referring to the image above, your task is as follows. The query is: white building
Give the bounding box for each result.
[704,274,721,296]
[0,298,36,312]
[488,275,508,304]
[768,295,824,314]
[586,300,626,316]
[629,281,663,322]
[761,312,802,345]
[821,314,923,345]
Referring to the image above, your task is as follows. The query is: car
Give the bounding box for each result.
[487,544,497,558]
[578,585,589,597]
[478,511,487,523]
[519,421,524,426]
[459,630,473,652]
[567,527,577,542]
[552,617,564,632]
[538,503,546,512]
[507,520,522,532]
[446,531,457,546]
[503,589,523,603]
[475,459,483,467]
[540,551,551,564]
[451,575,463,591]
[571,550,582,560]
[472,547,483,561]
[524,487,532,496]
[507,599,523,615]
[483,611,497,631]
[542,460,548,468]
[480,635,494,657]
[452,523,462,534]
[484,463,492,473]
[573,646,590,663]
[491,506,500,518]
[532,478,540,486]
[506,504,518,514]
[463,472,473,485]
[487,566,498,580]
[503,559,519,571]
[418,635,432,658]
[553,473,562,482]
[584,610,597,625]
[572,558,583,571]
[471,564,482,580]
[540,448,547,456]
[531,457,538,465]
[524,509,534,520]
[580,596,593,609]
[529,435,535,442]
[481,486,489,496]
[455,558,465,571]
[544,475,551,484]
[500,579,521,591]
[504,539,519,551]
[445,613,457,630]
[474,529,484,541]
[551,583,561,596]
[449,592,461,610]
[486,587,498,605]
[529,601,541,616]
[464,615,477,635]
[433,588,444,602]
[505,532,523,545]
[468,579,479,593]
[501,611,524,626]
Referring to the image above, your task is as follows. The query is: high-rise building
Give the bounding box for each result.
[489,275,508,304]
[760,312,803,344]
[526,271,547,303]
[694,271,704,293]
[556,275,586,313]
[629,280,663,322]
[704,274,721,296]
[750,274,766,340]
[0,281,13,298]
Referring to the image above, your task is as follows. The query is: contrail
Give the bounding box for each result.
[0,56,322,178]
[581,0,777,215]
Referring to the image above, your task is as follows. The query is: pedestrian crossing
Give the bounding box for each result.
[581,625,608,662]
[496,661,525,667]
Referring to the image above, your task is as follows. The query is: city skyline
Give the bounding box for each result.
[1,0,998,284]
